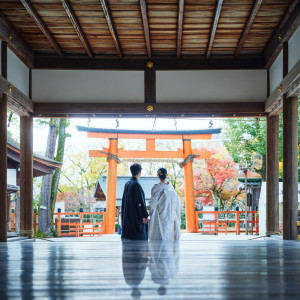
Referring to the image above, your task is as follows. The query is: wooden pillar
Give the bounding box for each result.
[144,69,156,103]
[105,138,118,234]
[183,139,197,233]
[266,116,279,235]
[0,95,7,242]
[7,194,11,231]
[20,116,33,238]
[0,41,8,242]
[283,95,298,240]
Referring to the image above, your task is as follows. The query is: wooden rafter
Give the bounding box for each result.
[140,0,151,58]
[206,0,223,58]
[177,0,184,58]
[99,0,122,58]
[235,0,263,58]
[20,0,63,57]
[0,13,33,69]
[34,54,264,70]
[61,0,94,58]
[264,0,300,68]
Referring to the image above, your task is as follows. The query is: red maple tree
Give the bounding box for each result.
[193,148,242,210]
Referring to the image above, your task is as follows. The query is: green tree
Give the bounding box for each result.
[223,118,267,180]
[223,104,300,181]
[37,118,70,235]
[60,152,107,193]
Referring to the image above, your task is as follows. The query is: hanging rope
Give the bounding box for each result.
[178,154,200,168]
[97,151,200,167]
[97,150,121,164]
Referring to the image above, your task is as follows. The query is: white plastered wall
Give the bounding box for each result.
[156,70,267,103]
[269,51,283,94]
[288,25,300,71]
[32,70,144,103]
[32,69,267,103]
[7,48,29,97]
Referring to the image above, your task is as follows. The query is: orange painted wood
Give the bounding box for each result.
[88,132,212,140]
[183,139,197,233]
[105,138,118,234]
[89,147,211,159]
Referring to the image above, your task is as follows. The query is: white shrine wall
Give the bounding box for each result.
[32,69,267,103]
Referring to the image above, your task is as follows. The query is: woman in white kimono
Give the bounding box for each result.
[148,168,181,241]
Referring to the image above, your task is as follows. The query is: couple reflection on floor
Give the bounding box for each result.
[122,241,180,299]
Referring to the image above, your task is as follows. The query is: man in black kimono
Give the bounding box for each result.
[121,163,149,240]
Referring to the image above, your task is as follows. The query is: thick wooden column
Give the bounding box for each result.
[266,116,279,235]
[0,41,8,242]
[105,138,118,234]
[0,95,7,242]
[283,95,298,240]
[20,116,33,238]
[183,139,197,233]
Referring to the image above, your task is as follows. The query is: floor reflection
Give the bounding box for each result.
[122,241,148,299]
[122,241,180,299]
[149,241,180,296]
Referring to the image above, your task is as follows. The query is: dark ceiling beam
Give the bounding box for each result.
[206,0,223,58]
[0,13,33,69]
[20,0,63,56]
[176,0,184,58]
[235,0,263,58]
[61,0,94,58]
[140,0,151,58]
[99,0,122,58]
[34,54,264,70]
[33,102,266,118]
[0,76,34,116]
[265,58,300,115]
[264,0,300,69]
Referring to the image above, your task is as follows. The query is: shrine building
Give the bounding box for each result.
[0,1,300,298]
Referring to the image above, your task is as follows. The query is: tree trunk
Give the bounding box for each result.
[50,119,69,227]
[38,119,60,234]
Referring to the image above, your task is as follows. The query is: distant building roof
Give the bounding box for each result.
[7,184,19,194]
[94,175,160,207]
[7,135,62,177]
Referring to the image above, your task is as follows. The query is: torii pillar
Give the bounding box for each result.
[183,139,197,233]
[105,138,118,234]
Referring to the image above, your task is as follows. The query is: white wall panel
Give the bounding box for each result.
[156,70,267,103]
[288,26,300,71]
[32,70,144,103]
[7,48,29,96]
[269,51,283,94]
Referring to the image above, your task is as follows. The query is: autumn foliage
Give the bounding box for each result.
[193,148,242,210]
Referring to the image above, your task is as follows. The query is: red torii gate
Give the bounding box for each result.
[78,127,221,234]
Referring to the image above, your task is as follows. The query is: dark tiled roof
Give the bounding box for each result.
[7,135,62,166]
[95,175,160,202]
[77,126,221,135]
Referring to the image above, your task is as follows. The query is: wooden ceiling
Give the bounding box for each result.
[0,0,297,69]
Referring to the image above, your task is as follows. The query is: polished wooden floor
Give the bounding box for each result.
[1,238,300,299]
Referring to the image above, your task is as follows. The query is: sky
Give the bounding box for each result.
[32,117,225,155]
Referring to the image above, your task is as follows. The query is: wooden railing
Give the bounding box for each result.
[196,210,259,235]
[32,212,105,237]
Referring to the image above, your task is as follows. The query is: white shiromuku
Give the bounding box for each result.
[149,182,181,241]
